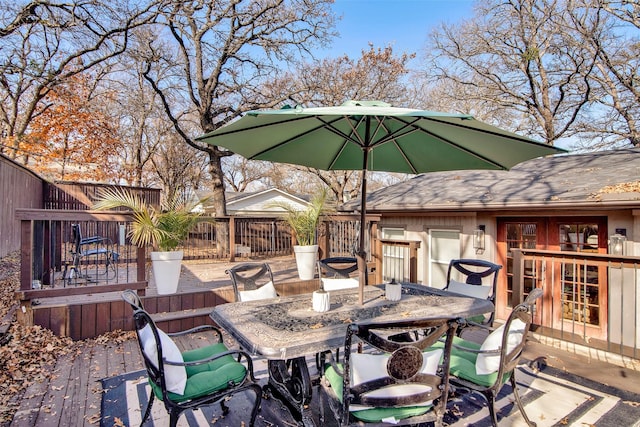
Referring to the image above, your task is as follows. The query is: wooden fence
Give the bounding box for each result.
[43,181,160,210]
[0,154,44,258]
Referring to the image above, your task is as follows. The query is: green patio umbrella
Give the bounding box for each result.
[197,100,565,304]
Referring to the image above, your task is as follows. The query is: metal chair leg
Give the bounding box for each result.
[168,410,179,427]
[248,383,263,427]
[482,390,500,427]
[510,373,537,426]
[140,392,154,426]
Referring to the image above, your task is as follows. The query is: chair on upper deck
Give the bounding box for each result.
[64,223,119,284]
[317,257,359,291]
[320,316,459,426]
[444,259,502,334]
[226,262,278,302]
[444,288,543,427]
[121,290,262,427]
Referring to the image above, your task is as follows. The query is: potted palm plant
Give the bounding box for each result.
[270,188,328,280]
[93,188,204,295]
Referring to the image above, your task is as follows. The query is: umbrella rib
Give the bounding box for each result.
[317,116,366,146]
[315,115,369,169]
[392,116,516,169]
[197,115,312,140]
[247,116,349,159]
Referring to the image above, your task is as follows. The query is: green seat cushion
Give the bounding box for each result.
[448,354,500,387]
[182,343,238,376]
[151,361,247,402]
[430,336,481,364]
[324,364,432,423]
[150,342,247,402]
[466,314,486,324]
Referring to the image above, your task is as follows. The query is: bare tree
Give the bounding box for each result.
[423,0,597,145]
[223,156,276,192]
[138,0,336,216]
[0,0,159,160]
[284,45,414,202]
[568,0,640,149]
[151,132,208,205]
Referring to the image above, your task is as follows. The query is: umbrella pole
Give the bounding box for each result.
[357,145,370,306]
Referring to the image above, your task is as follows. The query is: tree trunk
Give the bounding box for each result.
[208,151,227,217]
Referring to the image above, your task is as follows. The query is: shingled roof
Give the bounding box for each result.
[357,148,640,212]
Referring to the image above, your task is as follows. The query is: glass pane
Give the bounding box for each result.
[505,222,537,308]
[430,262,448,287]
[382,228,404,239]
[429,230,460,288]
[431,230,460,263]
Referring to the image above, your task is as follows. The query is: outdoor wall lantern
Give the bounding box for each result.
[474,225,486,252]
[610,229,627,255]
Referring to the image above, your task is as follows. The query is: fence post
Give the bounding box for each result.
[374,234,383,284]
[512,248,523,305]
[318,219,330,259]
[229,216,236,262]
[137,246,146,282]
[408,241,420,283]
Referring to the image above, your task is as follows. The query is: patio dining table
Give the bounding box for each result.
[210,283,494,426]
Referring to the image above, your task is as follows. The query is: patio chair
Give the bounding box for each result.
[63,223,119,284]
[319,316,459,426]
[317,257,359,291]
[444,288,543,427]
[226,262,277,302]
[444,259,502,334]
[122,290,262,427]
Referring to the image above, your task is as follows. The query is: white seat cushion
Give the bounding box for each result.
[139,324,187,394]
[349,349,442,411]
[238,281,277,301]
[447,280,491,300]
[321,277,359,291]
[475,318,527,375]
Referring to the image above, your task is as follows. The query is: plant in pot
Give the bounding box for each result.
[93,188,205,295]
[269,188,329,280]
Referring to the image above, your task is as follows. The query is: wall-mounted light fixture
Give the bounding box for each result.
[474,225,486,252]
[610,228,627,255]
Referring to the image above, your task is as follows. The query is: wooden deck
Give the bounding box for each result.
[8,321,640,427]
[7,328,305,427]
[7,258,640,426]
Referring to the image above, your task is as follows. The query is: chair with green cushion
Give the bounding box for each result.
[445,259,502,333]
[446,288,543,427]
[320,316,459,426]
[123,290,262,427]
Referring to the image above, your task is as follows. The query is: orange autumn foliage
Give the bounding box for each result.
[25,74,122,182]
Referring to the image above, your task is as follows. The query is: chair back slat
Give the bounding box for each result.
[446,259,502,326]
[226,263,274,301]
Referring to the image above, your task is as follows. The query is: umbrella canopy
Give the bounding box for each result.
[197,100,566,304]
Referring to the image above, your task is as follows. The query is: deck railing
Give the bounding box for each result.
[512,248,640,360]
[15,209,374,291]
[377,239,421,283]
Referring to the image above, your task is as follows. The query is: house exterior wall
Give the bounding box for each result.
[378,213,497,287]
[379,208,640,350]
[228,191,308,216]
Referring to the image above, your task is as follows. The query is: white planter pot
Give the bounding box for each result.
[293,245,318,280]
[150,250,183,295]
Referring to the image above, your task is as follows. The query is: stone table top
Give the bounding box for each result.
[210,283,493,360]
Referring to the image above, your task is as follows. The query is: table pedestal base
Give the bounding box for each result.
[266,358,315,426]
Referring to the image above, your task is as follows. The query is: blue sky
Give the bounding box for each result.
[318,0,476,58]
